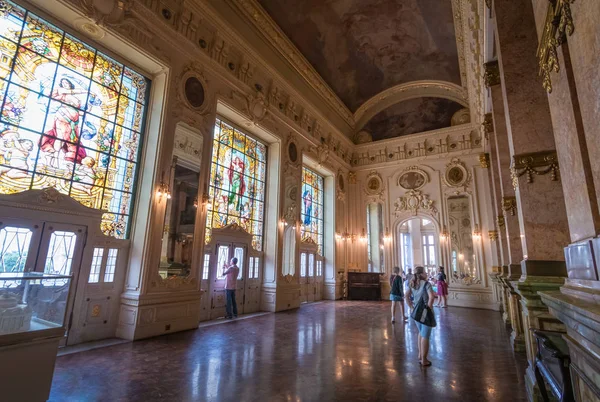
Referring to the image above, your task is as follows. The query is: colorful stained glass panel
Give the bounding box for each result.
[206,119,267,250]
[0,0,150,239]
[301,167,324,255]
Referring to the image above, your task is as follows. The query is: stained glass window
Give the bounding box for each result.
[0,1,149,239]
[301,167,324,255]
[206,119,267,250]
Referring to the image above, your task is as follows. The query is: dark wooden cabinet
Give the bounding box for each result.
[347,272,381,301]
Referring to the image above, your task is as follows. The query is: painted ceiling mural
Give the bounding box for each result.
[258,0,461,112]
[362,97,464,141]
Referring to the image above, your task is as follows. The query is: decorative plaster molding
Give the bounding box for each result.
[537,0,576,93]
[502,196,517,217]
[483,60,500,87]
[348,172,357,185]
[510,151,560,189]
[354,81,469,131]
[394,190,438,217]
[397,166,429,191]
[351,124,482,168]
[308,143,331,167]
[283,202,298,224]
[443,158,471,189]
[364,171,385,196]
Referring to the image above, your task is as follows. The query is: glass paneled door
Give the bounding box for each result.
[0,218,86,345]
[209,242,248,319]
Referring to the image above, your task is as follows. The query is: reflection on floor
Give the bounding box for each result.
[49,301,527,401]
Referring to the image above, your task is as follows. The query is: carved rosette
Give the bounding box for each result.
[483,60,500,87]
[394,190,438,217]
[502,196,517,217]
[537,0,576,93]
[510,151,559,190]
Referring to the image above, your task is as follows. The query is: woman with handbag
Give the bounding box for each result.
[406,265,436,366]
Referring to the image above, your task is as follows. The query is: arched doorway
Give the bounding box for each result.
[396,216,440,276]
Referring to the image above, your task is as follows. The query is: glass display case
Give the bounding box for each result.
[0,272,72,338]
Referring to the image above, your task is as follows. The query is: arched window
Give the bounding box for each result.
[300,167,324,255]
[205,119,267,250]
[0,1,150,239]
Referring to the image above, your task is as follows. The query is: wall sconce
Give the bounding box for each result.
[383,228,392,242]
[440,227,449,241]
[458,253,464,260]
[359,228,367,242]
[156,181,171,200]
[193,196,198,208]
[335,232,342,241]
[280,219,288,228]
[473,225,481,241]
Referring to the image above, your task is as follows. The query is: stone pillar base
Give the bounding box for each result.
[525,365,543,402]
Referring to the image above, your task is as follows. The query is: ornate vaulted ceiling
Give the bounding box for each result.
[257,0,463,141]
[362,98,465,141]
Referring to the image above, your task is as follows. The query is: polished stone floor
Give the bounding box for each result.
[49,301,527,402]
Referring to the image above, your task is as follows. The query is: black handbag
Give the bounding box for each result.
[410,283,437,327]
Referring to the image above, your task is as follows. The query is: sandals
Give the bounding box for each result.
[420,360,432,367]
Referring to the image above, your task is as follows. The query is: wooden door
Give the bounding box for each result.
[244,255,261,313]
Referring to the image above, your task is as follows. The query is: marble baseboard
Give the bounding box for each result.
[447,287,500,311]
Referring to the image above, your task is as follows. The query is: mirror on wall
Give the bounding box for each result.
[447,195,479,284]
[398,217,439,276]
[282,225,296,277]
[367,203,384,272]
[159,157,200,278]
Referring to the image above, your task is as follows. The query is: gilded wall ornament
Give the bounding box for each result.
[502,196,517,217]
[488,230,499,242]
[479,153,490,169]
[497,215,505,229]
[510,150,559,190]
[482,113,493,134]
[394,190,438,217]
[348,172,357,185]
[537,0,576,93]
[483,60,500,87]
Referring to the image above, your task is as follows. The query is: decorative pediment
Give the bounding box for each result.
[309,143,330,166]
[394,190,438,217]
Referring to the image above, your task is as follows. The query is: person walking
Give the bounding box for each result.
[404,268,414,314]
[223,257,240,319]
[406,265,436,366]
[435,266,448,308]
[389,266,406,323]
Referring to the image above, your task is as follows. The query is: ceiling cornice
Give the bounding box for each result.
[228,0,355,129]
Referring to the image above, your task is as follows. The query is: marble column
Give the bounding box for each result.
[530,0,600,401]
[493,0,571,400]
[487,60,525,336]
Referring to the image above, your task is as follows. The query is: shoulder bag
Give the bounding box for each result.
[410,281,437,327]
